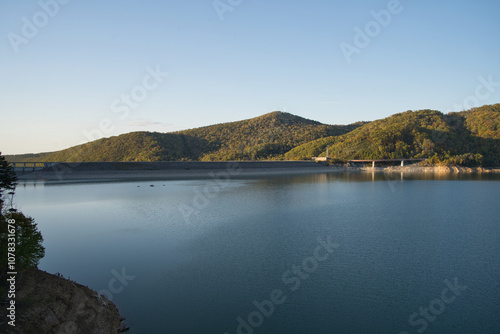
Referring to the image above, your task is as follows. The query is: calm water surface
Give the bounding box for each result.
[15,172,500,334]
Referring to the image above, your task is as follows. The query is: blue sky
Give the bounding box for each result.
[1,0,499,154]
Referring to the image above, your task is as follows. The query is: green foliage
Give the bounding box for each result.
[6,112,362,162]
[0,159,45,283]
[25,132,193,163]
[5,105,500,166]
[0,153,17,205]
[462,104,500,139]
[0,209,45,272]
[285,105,500,167]
[284,136,339,160]
[178,112,361,161]
[424,153,484,167]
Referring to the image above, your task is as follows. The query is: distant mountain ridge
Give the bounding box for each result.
[5,104,500,166]
[5,111,362,163]
[286,104,500,166]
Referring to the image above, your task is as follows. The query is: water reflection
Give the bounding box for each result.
[13,172,500,334]
[243,171,500,188]
[17,170,500,189]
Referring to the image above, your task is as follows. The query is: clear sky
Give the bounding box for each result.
[1,0,499,154]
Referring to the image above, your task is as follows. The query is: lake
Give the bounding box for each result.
[14,172,500,334]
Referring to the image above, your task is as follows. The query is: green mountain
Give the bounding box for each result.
[286,104,500,166]
[5,105,499,166]
[5,111,361,163]
[177,111,363,160]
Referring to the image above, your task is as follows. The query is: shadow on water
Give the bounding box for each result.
[16,169,500,189]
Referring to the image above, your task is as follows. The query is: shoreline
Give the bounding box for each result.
[15,161,500,183]
[0,268,127,334]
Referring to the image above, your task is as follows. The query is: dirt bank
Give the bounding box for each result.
[1,269,127,334]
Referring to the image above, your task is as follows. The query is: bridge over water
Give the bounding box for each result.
[349,158,427,168]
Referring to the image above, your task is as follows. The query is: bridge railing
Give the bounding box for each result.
[348,158,427,168]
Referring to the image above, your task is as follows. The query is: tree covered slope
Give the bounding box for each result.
[286,104,500,166]
[6,112,361,162]
[5,105,499,166]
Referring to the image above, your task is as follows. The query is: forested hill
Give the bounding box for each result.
[5,105,499,166]
[285,104,500,166]
[5,111,362,162]
[176,111,363,160]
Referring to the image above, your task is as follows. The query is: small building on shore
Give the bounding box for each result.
[312,148,332,163]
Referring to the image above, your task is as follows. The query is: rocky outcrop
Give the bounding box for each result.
[1,269,128,334]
